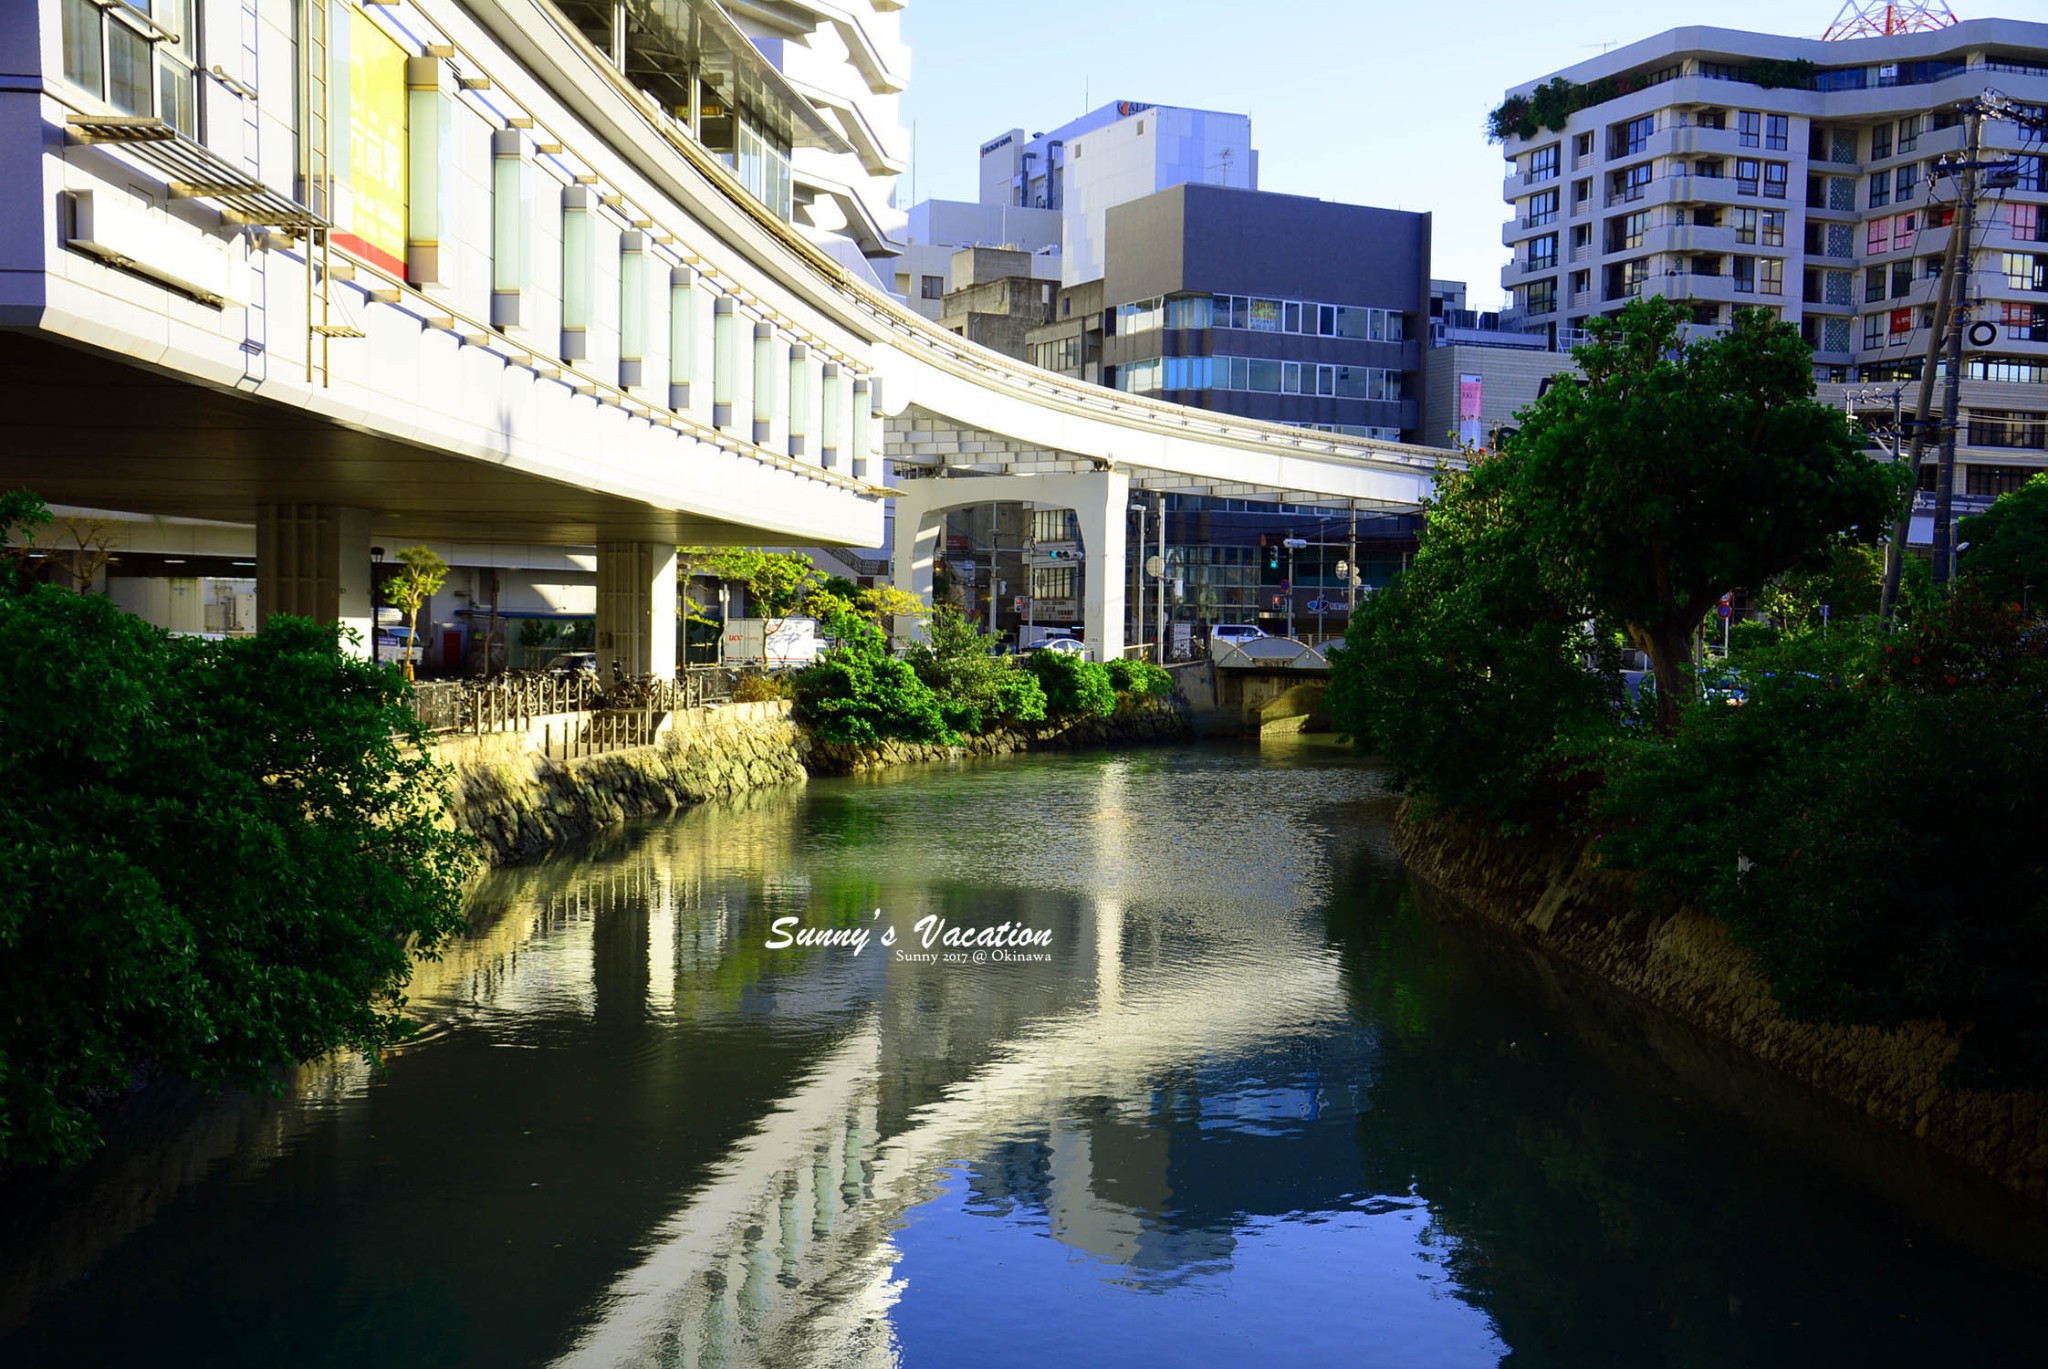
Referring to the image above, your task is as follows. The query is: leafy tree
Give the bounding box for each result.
[0,496,475,1166]
[1751,537,1883,634]
[681,547,822,616]
[1508,298,1896,728]
[386,545,449,681]
[1958,472,2048,614]
[1328,458,1619,829]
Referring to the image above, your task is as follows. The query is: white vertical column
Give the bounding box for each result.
[595,541,679,680]
[668,265,696,411]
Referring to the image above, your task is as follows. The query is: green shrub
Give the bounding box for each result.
[1727,619,1781,655]
[792,613,953,745]
[1105,658,1173,698]
[991,670,1047,724]
[904,607,1045,733]
[0,516,476,1168]
[1595,592,2048,1086]
[732,673,791,703]
[1024,650,1116,718]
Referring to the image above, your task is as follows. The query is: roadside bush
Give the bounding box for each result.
[0,501,476,1168]
[1025,650,1116,718]
[1105,658,1173,698]
[792,613,953,745]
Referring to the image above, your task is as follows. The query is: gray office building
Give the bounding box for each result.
[1039,184,1430,443]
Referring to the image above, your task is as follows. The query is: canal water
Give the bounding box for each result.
[3,740,2044,1367]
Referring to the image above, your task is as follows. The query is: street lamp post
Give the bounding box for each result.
[371,545,385,665]
[1154,490,1166,665]
[1282,537,1308,641]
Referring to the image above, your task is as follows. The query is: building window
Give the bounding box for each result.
[1574,131,1594,161]
[1529,233,1558,270]
[1759,258,1783,296]
[1736,158,1761,195]
[1526,144,1560,182]
[1733,208,1759,244]
[1525,278,1557,316]
[1893,161,1918,201]
[1527,189,1559,226]
[1891,307,1913,341]
[921,275,945,300]
[60,0,199,137]
[1869,170,1891,207]
[1764,163,1788,199]
[1738,110,1761,147]
[1865,266,1887,303]
[1609,114,1655,160]
[1897,114,1920,153]
[1892,260,1913,296]
[1765,114,1788,151]
[1761,209,1785,246]
[1610,210,1649,252]
[1870,122,1893,160]
[1734,257,1757,293]
[1863,313,1884,349]
[1892,213,1916,251]
[1867,218,1891,255]
[2005,252,2048,292]
[1966,410,2048,449]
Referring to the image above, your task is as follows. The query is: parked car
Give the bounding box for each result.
[1031,637,1088,657]
[1208,623,1268,645]
[544,651,599,677]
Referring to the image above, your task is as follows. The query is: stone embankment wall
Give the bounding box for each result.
[443,699,1190,865]
[1394,807,2048,1204]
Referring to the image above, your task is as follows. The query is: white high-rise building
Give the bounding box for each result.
[1497,18,2048,505]
[979,103,1257,287]
[728,0,911,274]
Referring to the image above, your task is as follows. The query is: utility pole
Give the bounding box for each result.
[1931,101,1982,594]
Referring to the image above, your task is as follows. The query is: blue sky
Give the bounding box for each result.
[896,0,2030,306]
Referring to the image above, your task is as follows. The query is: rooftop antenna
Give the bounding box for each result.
[1823,1,1961,40]
[1583,41,1619,53]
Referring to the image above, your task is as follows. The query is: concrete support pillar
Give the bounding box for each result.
[595,541,679,679]
[889,498,943,646]
[254,504,372,657]
[889,468,1127,661]
[1072,473,1128,665]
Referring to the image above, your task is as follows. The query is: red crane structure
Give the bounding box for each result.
[1823,1,1962,40]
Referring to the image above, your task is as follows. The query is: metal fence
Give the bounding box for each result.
[410,667,741,737]
[541,709,660,760]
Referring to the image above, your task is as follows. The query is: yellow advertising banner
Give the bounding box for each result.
[334,5,407,275]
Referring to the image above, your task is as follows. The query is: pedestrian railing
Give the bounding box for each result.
[410,666,742,736]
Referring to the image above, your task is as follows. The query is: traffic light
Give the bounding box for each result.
[1267,546,1281,571]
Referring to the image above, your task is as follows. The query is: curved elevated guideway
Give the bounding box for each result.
[0,0,1448,665]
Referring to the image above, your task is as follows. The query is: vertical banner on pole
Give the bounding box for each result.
[1458,374,1484,449]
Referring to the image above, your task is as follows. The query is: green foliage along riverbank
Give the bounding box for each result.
[0,493,476,1169]
[1331,301,2048,1088]
[793,606,1170,746]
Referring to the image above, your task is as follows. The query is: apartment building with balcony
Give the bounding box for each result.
[1497,19,2048,507]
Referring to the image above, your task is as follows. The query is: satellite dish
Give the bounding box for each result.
[1966,320,1999,349]
[1144,554,1165,578]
